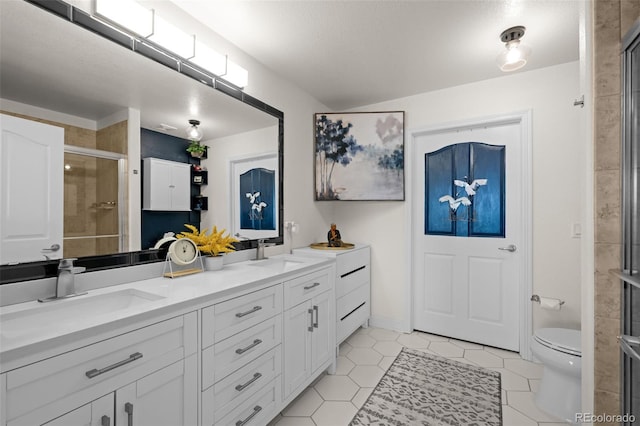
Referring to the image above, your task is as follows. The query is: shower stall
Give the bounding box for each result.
[619,18,640,426]
[63,146,126,258]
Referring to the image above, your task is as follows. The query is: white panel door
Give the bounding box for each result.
[413,120,523,351]
[0,114,64,264]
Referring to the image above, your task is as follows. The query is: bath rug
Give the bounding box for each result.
[350,347,502,425]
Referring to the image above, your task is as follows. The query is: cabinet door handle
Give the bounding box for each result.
[235,372,262,392]
[85,352,143,378]
[308,308,314,332]
[235,339,262,354]
[235,405,262,426]
[236,305,262,318]
[304,282,320,290]
[101,415,111,426]
[124,402,134,426]
[313,305,319,328]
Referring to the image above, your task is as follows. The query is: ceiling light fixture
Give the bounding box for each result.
[186,119,203,141]
[496,26,531,72]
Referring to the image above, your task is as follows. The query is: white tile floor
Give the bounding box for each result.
[269,326,567,426]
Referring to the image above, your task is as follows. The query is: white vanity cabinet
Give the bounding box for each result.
[142,157,191,211]
[201,284,284,426]
[283,269,335,400]
[294,244,371,344]
[1,258,338,426]
[1,313,197,426]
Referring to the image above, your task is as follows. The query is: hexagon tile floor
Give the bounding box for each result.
[268,327,566,426]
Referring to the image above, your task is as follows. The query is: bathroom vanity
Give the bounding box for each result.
[294,244,371,345]
[0,255,336,426]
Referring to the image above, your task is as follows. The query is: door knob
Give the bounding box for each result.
[42,244,60,252]
[498,244,517,252]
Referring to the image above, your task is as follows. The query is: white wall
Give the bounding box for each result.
[334,61,583,332]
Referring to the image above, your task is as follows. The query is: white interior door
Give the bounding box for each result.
[0,114,64,264]
[412,119,525,351]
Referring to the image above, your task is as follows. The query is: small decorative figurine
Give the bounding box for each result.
[327,223,342,247]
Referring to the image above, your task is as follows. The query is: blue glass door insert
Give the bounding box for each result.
[239,167,276,230]
[425,142,505,237]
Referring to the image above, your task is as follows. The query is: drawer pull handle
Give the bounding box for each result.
[236,405,262,426]
[308,308,314,332]
[124,402,134,426]
[101,415,111,426]
[236,305,262,318]
[313,305,319,328]
[340,265,366,278]
[85,352,143,378]
[304,282,320,290]
[235,372,263,391]
[236,339,262,354]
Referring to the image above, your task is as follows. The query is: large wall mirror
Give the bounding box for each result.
[0,0,284,281]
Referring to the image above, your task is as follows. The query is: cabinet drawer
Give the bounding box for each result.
[337,283,371,343]
[284,270,330,309]
[5,313,197,424]
[212,376,281,426]
[336,260,369,299]
[335,246,370,277]
[202,284,283,348]
[202,314,281,387]
[202,346,281,422]
[337,282,370,320]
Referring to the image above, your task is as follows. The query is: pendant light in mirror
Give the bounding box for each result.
[186,119,203,141]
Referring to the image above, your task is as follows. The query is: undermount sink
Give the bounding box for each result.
[0,289,165,339]
[249,257,306,272]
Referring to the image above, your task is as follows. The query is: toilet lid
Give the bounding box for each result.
[534,328,581,356]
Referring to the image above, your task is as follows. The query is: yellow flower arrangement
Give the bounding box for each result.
[177,224,239,256]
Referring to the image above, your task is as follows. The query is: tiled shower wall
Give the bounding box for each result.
[593,0,640,422]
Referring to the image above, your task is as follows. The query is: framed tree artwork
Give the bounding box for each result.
[314,111,405,201]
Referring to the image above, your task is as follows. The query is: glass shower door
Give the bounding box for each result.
[63,150,125,258]
[621,19,640,426]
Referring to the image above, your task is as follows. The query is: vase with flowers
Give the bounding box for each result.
[177,224,238,270]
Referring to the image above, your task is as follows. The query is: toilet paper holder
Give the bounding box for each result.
[530,294,565,306]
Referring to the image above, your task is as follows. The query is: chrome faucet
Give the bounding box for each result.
[255,239,267,261]
[38,258,87,302]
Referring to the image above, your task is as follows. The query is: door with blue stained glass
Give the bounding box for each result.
[412,119,525,351]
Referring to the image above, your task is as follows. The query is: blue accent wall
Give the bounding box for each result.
[140,128,201,249]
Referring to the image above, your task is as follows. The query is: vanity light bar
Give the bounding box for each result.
[192,41,227,77]
[94,0,153,38]
[26,0,256,94]
[147,14,195,60]
[92,0,247,88]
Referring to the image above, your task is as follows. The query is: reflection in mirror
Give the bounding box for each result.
[0,0,283,277]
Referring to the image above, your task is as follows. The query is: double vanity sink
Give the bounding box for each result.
[0,253,339,426]
[0,254,326,366]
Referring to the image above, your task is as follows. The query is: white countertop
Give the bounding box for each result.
[0,254,333,371]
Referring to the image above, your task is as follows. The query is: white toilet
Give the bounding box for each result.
[530,328,582,424]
